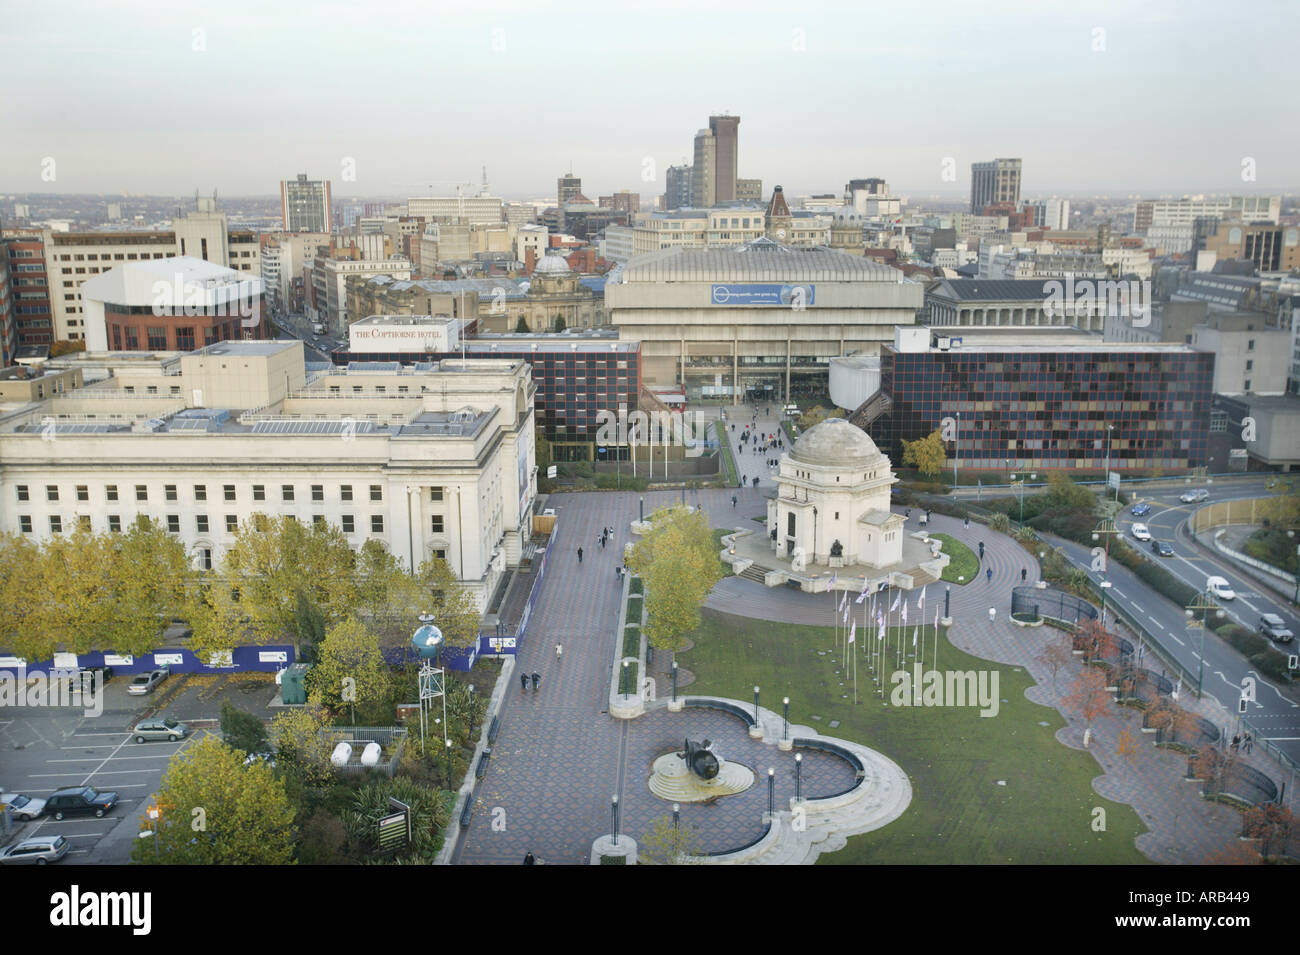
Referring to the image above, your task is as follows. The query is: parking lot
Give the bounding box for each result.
[1,671,281,864]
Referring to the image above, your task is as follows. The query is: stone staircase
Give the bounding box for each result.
[740,563,770,584]
[909,567,940,588]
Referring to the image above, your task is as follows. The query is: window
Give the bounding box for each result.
[49,516,62,534]
[199,548,212,571]
[167,515,180,533]
[341,515,355,533]
[312,515,325,528]
[78,515,91,531]
[253,485,265,501]
[1245,360,1254,371]
[429,487,444,502]
[281,485,295,502]
[196,515,209,533]
[108,515,121,533]
[76,485,88,502]
[433,548,446,560]
[19,515,32,533]
[370,515,384,533]
[46,485,59,502]
[369,485,383,502]
[106,485,118,502]
[165,484,177,502]
[147,328,167,350]
[430,515,444,533]
[176,327,195,351]
[225,515,238,532]
[224,484,236,501]
[1248,339,1256,351]
[16,485,28,502]
[135,485,148,502]
[1245,379,1252,392]
[340,485,353,502]
[194,484,207,501]
[311,485,324,502]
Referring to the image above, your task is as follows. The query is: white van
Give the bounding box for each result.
[1206,576,1236,601]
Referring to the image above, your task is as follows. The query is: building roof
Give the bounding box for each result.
[926,278,1063,302]
[620,244,901,282]
[790,417,882,468]
[80,255,261,307]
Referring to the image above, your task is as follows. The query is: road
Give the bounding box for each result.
[269,310,340,363]
[1049,478,1300,766]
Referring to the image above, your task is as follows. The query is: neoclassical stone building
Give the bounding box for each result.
[767,418,902,569]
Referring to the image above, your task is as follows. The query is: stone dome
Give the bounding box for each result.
[790,417,881,467]
[832,205,860,224]
[534,253,571,275]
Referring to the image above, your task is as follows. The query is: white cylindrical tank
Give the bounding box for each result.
[330,742,352,767]
[828,356,881,412]
[360,742,382,766]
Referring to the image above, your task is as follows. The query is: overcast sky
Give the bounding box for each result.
[2,0,1297,200]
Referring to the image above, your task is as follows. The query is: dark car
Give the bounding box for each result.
[1150,540,1174,557]
[1259,614,1294,644]
[45,786,118,820]
[1130,502,1152,517]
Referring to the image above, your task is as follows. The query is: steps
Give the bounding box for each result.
[740,564,770,584]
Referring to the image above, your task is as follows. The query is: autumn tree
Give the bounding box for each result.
[1076,618,1121,667]
[185,575,252,657]
[306,616,392,721]
[0,533,48,663]
[270,704,340,788]
[1242,802,1295,861]
[1189,744,1236,797]
[104,517,193,655]
[626,505,723,652]
[352,542,481,649]
[1035,634,1074,697]
[797,405,844,431]
[639,814,704,865]
[220,701,269,755]
[902,429,946,478]
[131,737,295,865]
[1065,665,1112,732]
[1045,471,1097,512]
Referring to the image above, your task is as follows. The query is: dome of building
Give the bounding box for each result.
[534,253,572,275]
[790,417,881,467]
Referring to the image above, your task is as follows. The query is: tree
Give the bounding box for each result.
[902,429,946,478]
[185,576,250,658]
[0,533,48,663]
[220,701,269,755]
[553,315,566,332]
[796,405,847,431]
[1045,471,1097,512]
[1035,635,1073,697]
[130,737,295,865]
[306,617,391,720]
[639,814,703,864]
[270,704,340,788]
[1064,665,1112,732]
[514,315,530,333]
[104,517,193,656]
[626,505,723,652]
[1190,744,1235,796]
[294,591,328,664]
[1243,802,1295,860]
[1076,618,1121,667]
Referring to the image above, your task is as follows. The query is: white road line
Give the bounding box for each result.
[1131,603,1144,614]
[1147,616,1164,629]
[1169,634,1185,646]
[1114,588,1128,598]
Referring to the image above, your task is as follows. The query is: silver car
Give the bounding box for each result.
[0,792,47,820]
[133,718,188,743]
[127,668,169,696]
[0,835,69,865]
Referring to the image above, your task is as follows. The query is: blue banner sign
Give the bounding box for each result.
[711,283,815,306]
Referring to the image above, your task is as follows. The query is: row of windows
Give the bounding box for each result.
[18,513,388,535]
[13,482,443,504]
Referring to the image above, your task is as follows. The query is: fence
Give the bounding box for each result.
[327,725,408,778]
[1010,585,1098,627]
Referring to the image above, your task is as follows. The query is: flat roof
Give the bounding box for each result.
[621,244,902,282]
[190,340,300,358]
[353,314,457,327]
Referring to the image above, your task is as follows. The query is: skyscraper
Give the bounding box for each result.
[709,114,739,203]
[970,158,1022,213]
[664,164,693,210]
[281,174,332,233]
[691,129,716,208]
[557,173,583,207]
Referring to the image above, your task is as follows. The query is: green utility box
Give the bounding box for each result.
[281,663,311,705]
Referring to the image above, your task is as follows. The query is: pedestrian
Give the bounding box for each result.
[523,852,536,865]
[964,515,970,530]
[577,546,583,563]
[731,424,735,432]
[1021,568,1027,582]
[1231,734,1240,753]
[1244,733,1253,754]
[752,476,759,488]
[905,508,911,520]
[986,567,992,584]
[740,474,745,486]
[556,643,563,659]
[532,671,540,690]
[978,541,985,559]
[926,510,931,523]
[520,672,529,691]
[614,564,620,580]
[732,495,737,508]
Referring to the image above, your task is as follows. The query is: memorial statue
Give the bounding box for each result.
[679,738,720,781]
[830,539,843,558]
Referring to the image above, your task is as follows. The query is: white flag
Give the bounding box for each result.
[901,601,908,625]
[889,591,901,612]
[855,586,868,605]
[877,620,886,641]
[838,592,847,614]
[912,625,919,647]
[917,585,926,611]
[848,620,856,645]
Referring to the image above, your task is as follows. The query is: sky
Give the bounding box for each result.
[2,0,1298,200]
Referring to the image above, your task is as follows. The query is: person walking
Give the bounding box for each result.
[1231,734,1240,753]
[520,672,529,691]
[577,546,583,563]
[752,476,759,488]
[732,495,737,508]
[532,671,540,690]
[555,643,563,659]
[978,541,985,560]
[1244,733,1253,754]
[964,515,970,530]
[1021,568,1027,582]
[986,567,993,584]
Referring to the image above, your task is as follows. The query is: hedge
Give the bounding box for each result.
[1215,624,1292,682]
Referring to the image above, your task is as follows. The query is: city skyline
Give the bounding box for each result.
[2,0,1298,197]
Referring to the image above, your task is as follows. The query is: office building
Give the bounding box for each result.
[406,195,505,227]
[1,227,53,347]
[1203,221,1300,273]
[970,158,1022,213]
[1134,196,1281,233]
[691,128,717,208]
[664,164,693,211]
[280,174,333,234]
[708,115,740,203]
[1190,312,1289,396]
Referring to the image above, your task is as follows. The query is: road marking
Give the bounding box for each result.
[1169,634,1184,645]
[1131,603,1144,614]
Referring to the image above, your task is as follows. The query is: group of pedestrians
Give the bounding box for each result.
[1231,733,1254,754]
[519,670,542,691]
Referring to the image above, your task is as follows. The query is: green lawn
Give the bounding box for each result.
[932,532,978,585]
[715,422,738,486]
[678,608,1149,864]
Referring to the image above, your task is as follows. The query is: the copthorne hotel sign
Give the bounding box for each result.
[348,316,458,354]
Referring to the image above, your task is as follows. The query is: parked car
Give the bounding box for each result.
[133,718,188,743]
[45,786,118,820]
[1130,522,1152,541]
[1180,489,1209,503]
[67,666,112,697]
[126,668,169,696]
[1259,613,1294,643]
[0,835,69,865]
[1130,502,1152,517]
[0,792,46,820]
[1206,575,1236,601]
[1150,540,1174,557]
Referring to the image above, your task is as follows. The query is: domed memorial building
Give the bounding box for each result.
[723,418,948,593]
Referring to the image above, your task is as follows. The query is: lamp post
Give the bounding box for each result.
[671,660,679,703]
[147,805,160,860]
[753,686,761,724]
[1099,580,1112,628]
[767,767,775,817]
[622,660,630,698]
[467,684,475,737]
[1092,517,1119,564]
[794,753,803,801]
[639,496,644,523]
[611,794,620,843]
[782,696,790,740]
[1011,474,1025,526]
[1185,585,1225,699]
[672,802,680,833]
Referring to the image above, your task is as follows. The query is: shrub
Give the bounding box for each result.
[989,512,1011,533]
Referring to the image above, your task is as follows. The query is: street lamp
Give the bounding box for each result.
[1099,580,1112,628]
[1185,585,1225,699]
[767,767,775,817]
[671,660,679,703]
[794,753,803,801]
[622,660,630,698]
[753,686,761,724]
[1092,517,1120,564]
[1010,473,1025,526]
[147,805,160,860]
[782,696,790,740]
